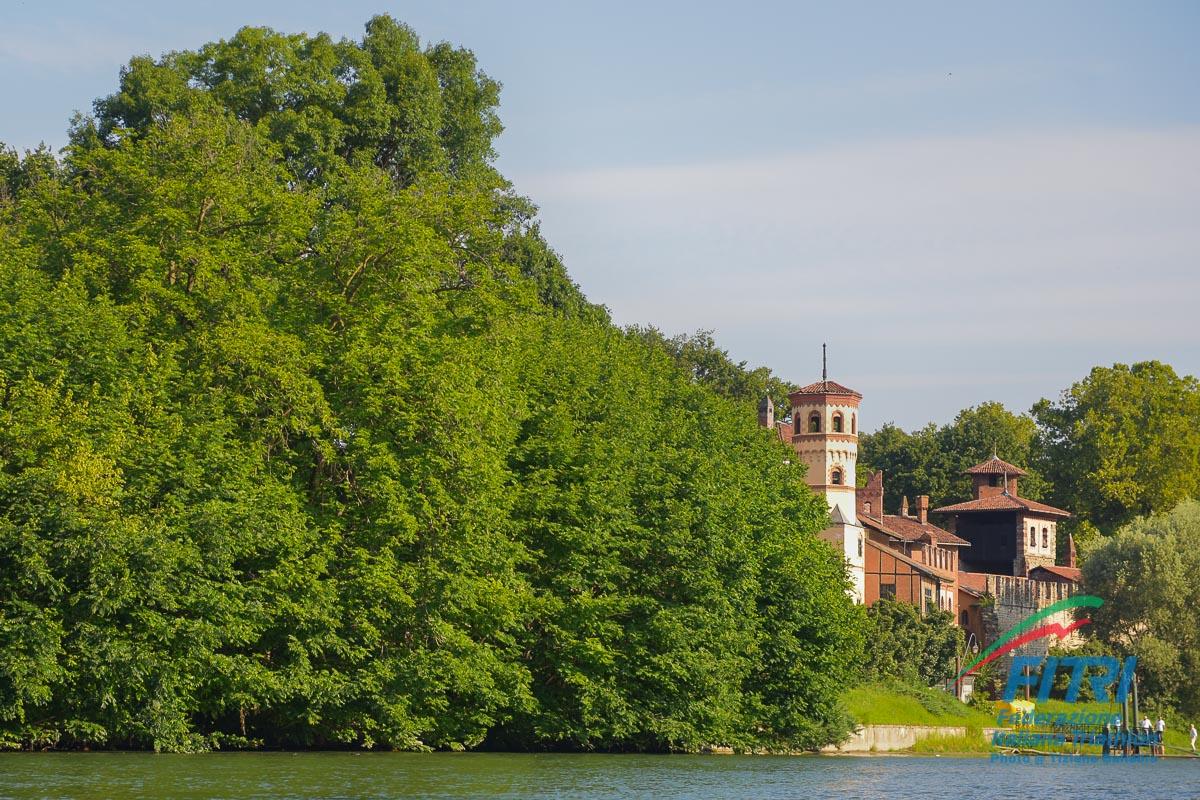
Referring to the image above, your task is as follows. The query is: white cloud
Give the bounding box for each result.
[512,126,1200,425]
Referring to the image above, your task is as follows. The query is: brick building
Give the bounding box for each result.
[934,457,1071,577]
[760,362,1083,665]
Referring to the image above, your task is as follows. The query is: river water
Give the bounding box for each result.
[0,752,1196,799]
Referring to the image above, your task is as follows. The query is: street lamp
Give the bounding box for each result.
[955,632,980,701]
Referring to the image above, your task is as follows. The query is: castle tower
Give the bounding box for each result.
[934,455,1071,576]
[787,345,865,602]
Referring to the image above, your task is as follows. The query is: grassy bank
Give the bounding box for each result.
[840,682,995,755]
[843,682,995,729]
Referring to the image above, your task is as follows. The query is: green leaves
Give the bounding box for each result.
[861,600,961,687]
[0,15,865,753]
[1034,361,1200,532]
[1082,500,1200,715]
[859,402,1048,512]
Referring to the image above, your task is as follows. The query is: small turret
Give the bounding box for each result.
[758,395,774,428]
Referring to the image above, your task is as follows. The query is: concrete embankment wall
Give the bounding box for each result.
[821,725,994,753]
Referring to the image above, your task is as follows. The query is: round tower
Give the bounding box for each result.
[788,381,861,525]
[788,345,864,602]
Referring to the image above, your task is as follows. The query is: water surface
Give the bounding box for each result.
[1,752,1196,799]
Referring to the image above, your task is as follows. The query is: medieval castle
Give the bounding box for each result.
[759,357,1083,687]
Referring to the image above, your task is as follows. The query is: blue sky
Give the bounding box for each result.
[3,1,1198,429]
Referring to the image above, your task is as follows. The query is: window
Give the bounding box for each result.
[808,412,821,433]
[831,468,843,486]
[1042,528,1049,548]
[864,501,872,515]
[960,610,969,627]
[852,414,857,434]
[923,587,934,614]
[832,413,843,432]
[989,475,1000,487]
[880,583,896,601]
[857,534,863,558]
[1030,526,1037,547]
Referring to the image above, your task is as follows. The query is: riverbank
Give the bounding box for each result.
[842,682,993,728]
[819,724,993,755]
[838,682,994,756]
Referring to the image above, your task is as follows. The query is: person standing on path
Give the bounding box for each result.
[1190,723,1197,754]
[1156,717,1166,755]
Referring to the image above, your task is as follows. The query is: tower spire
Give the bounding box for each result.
[822,343,827,384]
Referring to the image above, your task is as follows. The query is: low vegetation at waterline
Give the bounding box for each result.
[842,683,993,730]
[0,17,865,753]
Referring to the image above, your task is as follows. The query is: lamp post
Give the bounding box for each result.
[956,633,979,701]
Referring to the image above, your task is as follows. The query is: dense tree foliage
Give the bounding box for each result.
[860,600,962,687]
[1080,500,1200,716]
[0,17,864,753]
[629,328,794,414]
[858,402,1048,512]
[1033,362,1200,533]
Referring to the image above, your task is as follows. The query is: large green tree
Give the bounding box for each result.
[859,402,1047,513]
[1033,361,1200,533]
[861,600,962,686]
[1080,500,1200,715]
[0,16,862,753]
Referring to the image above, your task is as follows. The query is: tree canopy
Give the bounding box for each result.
[858,402,1048,512]
[1033,361,1200,533]
[1080,500,1200,716]
[0,17,862,753]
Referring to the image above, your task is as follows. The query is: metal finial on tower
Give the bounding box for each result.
[822,343,827,383]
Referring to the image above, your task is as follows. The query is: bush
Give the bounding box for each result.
[862,599,964,686]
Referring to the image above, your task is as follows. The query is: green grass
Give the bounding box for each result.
[843,682,996,728]
[908,732,992,754]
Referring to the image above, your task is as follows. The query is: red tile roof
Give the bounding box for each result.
[933,492,1071,518]
[958,571,988,594]
[965,456,1028,476]
[861,513,970,546]
[1029,565,1082,583]
[792,379,862,398]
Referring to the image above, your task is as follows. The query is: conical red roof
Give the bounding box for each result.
[964,456,1027,476]
[792,379,861,397]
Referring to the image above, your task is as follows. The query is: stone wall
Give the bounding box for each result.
[821,724,995,752]
[979,574,1083,676]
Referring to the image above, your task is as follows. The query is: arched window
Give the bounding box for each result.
[832,413,844,433]
[808,412,821,433]
[1030,526,1037,547]
[831,468,843,486]
[852,414,857,434]
[1042,528,1049,549]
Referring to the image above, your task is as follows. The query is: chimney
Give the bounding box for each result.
[917,495,929,524]
[1066,532,1077,568]
[901,496,909,517]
